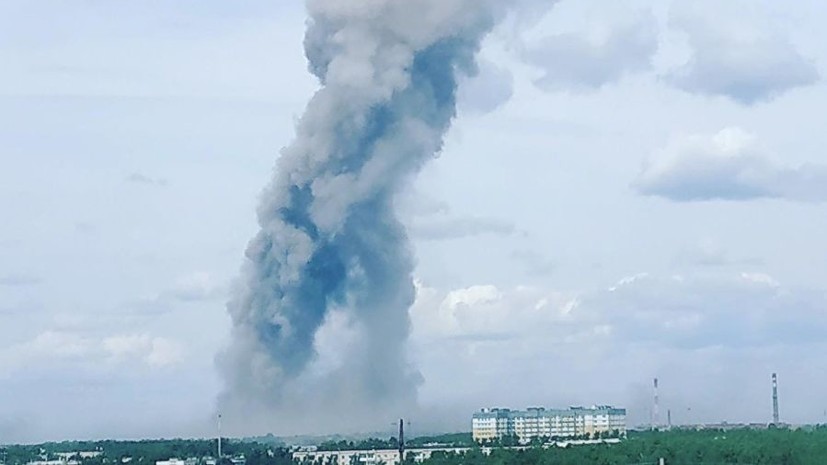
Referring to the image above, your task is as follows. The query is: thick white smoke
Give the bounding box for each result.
[217,0,538,434]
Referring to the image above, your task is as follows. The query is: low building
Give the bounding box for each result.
[28,452,102,465]
[54,453,101,461]
[472,405,626,442]
[155,459,196,465]
[293,447,470,465]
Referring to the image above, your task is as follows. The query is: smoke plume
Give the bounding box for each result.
[218,0,523,433]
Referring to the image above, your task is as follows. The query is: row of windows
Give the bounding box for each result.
[474,414,626,441]
[474,416,620,420]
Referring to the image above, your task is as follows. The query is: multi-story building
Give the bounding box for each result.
[470,408,513,441]
[472,405,626,442]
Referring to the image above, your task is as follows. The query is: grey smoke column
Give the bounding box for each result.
[218,0,518,431]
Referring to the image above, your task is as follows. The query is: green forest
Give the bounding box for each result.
[0,439,291,465]
[421,427,827,465]
[5,428,827,465]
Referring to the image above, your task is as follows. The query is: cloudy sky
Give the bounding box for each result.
[3,0,827,443]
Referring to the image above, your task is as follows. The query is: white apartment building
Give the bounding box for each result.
[470,408,513,441]
[472,405,626,442]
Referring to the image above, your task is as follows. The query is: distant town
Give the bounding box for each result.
[0,375,810,465]
[1,390,821,465]
[4,421,827,465]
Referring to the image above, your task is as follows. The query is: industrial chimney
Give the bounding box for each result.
[653,378,660,430]
[217,413,222,458]
[772,373,779,425]
[398,419,405,463]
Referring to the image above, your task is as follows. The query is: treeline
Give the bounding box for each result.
[420,427,827,465]
[478,430,624,448]
[316,433,474,451]
[0,440,292,465]
[317,438,399,452]
[406,433,473,448]
[9,427,827,465]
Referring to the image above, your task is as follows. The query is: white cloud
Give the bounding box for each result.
[739,272,779,288]
[28,330,95,359]
[102,334,152,358]
[585,272,817,349]
[411,273,827,425]
[102,334,184,368]
[412,282,581,342]
[634,127,827,202]
[0,331,185,377]
[145,337,186,368]
[665,5,819,105]
[608,272,650,292]
[443,285,502,310]
[523,10,658,91]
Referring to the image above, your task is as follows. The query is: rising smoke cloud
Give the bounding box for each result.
[218,0,530,434]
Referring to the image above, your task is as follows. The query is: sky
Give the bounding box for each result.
[2,0,827,443]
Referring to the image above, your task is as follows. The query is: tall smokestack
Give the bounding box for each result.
[772,373,779,425]
[217,413,222,458]
[216,0,530,433]
[653,378,660,430]
[398,419,405,463]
